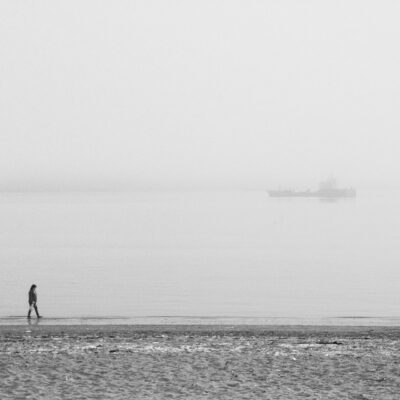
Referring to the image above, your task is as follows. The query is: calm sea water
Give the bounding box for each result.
[1,190,399,324]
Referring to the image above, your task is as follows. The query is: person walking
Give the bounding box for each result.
[28,284,42,318]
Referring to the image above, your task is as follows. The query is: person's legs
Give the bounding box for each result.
[33,304,41,317]
[27,304,33,318]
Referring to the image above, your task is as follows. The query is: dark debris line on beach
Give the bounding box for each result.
[1,325,400,399]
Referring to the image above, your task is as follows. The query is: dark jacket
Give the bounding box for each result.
[29,290,37,305]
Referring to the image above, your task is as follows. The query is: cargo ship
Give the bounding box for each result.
[268,178,356,198]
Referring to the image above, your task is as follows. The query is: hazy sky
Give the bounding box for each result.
[1,1,399,190]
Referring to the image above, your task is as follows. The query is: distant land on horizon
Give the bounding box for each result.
[0,180,397,193]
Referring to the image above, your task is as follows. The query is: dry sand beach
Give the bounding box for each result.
[1,325,399,399]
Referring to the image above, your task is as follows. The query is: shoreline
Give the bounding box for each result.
[2,323,400,337]
[1,315,400,328]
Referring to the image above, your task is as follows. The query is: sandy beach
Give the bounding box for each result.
[0,325,399,399]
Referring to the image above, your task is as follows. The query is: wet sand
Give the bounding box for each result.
[1,325,399,399]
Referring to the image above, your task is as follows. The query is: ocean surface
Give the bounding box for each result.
[0,190,399,325]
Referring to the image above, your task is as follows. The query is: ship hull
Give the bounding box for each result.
[268,189,356,198]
